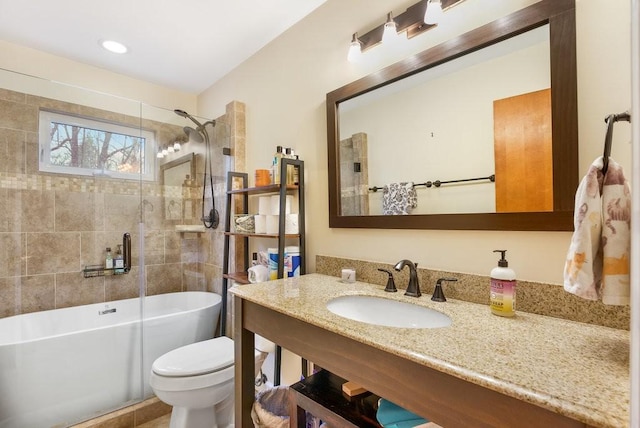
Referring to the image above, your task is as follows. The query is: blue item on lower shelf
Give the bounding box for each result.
[376,398,429,428]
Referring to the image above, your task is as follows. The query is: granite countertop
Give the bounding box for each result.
[230,273,630,428]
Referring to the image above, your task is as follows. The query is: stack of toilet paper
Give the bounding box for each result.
[254,195,298,234]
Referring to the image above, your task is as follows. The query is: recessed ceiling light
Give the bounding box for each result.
[101,40,128,54]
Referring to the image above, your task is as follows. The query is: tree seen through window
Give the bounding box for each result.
[49,121,145,174]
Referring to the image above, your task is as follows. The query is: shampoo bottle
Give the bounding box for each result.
[272,146,284,184]
[114,245,124,274]
[490,250,516,317]
[105,247,113,270]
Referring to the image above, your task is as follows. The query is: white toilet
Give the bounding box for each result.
[149,335,275,428]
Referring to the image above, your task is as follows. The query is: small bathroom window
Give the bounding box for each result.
[38,110,156,180]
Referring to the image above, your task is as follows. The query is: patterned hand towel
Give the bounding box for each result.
[601,158,631,305]
[382,182,417,215]
[563,157,631,305]
[563,158,603,300]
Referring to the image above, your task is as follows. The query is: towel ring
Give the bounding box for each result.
[602,111,631,174]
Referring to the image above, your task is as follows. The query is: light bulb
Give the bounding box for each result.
[157,151,164,159]
[173,142,181,151]
[162,148,168,156]
[347,33,362,62]
[424,0,443,25]
[101,40,128,54]
[382,12,399,45]
[167,145,175,153]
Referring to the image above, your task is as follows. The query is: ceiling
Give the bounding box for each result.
[0,0,327,94]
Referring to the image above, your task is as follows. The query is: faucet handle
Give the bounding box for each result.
[431,277,458,302]
[378,268,397,292]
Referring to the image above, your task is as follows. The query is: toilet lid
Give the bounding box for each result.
[152,336,235,377]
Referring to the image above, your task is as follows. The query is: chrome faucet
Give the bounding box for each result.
[394,259,421,297]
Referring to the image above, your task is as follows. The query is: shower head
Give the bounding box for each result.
[174,108,203,128]
[183,126,204,143]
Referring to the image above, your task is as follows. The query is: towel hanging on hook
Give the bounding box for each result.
[602,111,631,174]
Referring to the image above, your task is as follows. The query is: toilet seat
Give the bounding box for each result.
[152,336,234,377]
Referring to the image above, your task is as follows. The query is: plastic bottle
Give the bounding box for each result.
[105,247,113,270]
[114,245,124,274]
[272,146,284,184]
[285,148,294,185]
[293,154,300,185]
[490,250,516,317]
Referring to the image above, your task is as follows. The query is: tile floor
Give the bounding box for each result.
[136,414,170,428]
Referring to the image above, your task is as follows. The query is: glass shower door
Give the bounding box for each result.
[0,68,147,427]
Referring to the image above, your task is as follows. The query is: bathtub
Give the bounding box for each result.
[0,291,221,428]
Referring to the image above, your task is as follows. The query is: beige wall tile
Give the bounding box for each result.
[0,98,38,132]
[20,274,56,314]
[56,191,105,231]
[134,398,171,426]
[143,230,165,265]
[0,232,25,277]
[0,88,26,103]
[0,189,55,233]
[25,130,39,174]
[146,264,181,295]
[183,263,205,291]
[0,128,26,174]
[105,266,140,302]
[81,231,108,268]
[164,231,181,264]
[0,277,19,317]
[104,194,141,232]
[27,232,81,275]
[23,189,56,232]
[56,272,104,308]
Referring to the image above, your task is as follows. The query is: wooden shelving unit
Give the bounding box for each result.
[221,158,306,385]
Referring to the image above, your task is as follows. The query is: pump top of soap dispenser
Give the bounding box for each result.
[493,249,509,267]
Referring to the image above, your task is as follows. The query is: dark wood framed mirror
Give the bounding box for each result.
[327,0,577,231]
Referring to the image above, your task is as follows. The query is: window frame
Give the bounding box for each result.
[38,109,156,181]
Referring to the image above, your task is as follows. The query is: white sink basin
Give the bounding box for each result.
[326,295,451,329]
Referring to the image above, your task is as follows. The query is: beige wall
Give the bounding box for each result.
[0,39,197,112]
[198,0,632,284]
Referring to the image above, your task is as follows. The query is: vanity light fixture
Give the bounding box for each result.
[101,40,128,54]
[157,140,183,159]
[347,33,362,63]
[382,12,400,45]
[347,0,463,61]
[424,0,443,25]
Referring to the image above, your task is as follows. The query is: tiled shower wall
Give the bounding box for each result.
[0,86,245,318]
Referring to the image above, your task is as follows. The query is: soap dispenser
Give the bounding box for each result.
[490,250,516,317]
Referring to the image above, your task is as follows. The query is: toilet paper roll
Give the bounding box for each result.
[285,195,293,214]
[248,265,269,283]
[258,196,271,215]
[255,334,276,353]
[266,215,279,234]
[254,214,267,234]
[269,195,280,215]
[269,195,293,215]
[285,214,299,234]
